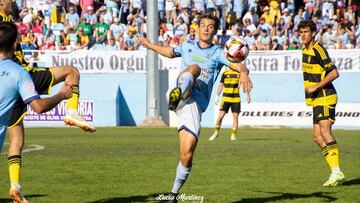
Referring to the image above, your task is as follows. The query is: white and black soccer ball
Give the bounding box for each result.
[224,37,249,63]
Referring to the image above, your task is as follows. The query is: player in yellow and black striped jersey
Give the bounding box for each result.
[0,12,32,71]
[0,1,95,202]
[299,20,345,187]
[209,68,250,141]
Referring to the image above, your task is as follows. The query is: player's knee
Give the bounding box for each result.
[312,133,324,144]
[312,135,321,143]
[186,64,201,78]
[180,152,193,166]
[70,66,80,79]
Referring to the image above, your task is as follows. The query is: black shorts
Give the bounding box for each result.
[313,105,336,124]
[220,102,241,113]
[8,68,54,128]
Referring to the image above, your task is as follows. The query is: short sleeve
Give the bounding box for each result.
[18,69,40,104]
[214,47,230,68]
[314,44,337,71]
[173,42,184,57]
[220,72,225,83]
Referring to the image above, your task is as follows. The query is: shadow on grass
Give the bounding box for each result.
[0,194,47,202]
[88,192,167,203]
[232,191,337,203]
[342,177,360,186]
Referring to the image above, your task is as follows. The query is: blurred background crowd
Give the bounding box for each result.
[13,0,360,56]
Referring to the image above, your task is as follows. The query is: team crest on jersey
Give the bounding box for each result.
[207,52,213,59]
[27,82,35,92]
[308,56,311,63]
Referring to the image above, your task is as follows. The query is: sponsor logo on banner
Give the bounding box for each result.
[24,100,94,122]
[43,50,181,74]
[42,49,360,74]
[215,103,360,127]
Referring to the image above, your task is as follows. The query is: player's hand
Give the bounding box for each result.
[140,37,151,48]
[59,84,73,100]
[305,85,317,94]
[239,74,253,94]
[215,95,220,105]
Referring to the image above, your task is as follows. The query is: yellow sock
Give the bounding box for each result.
[231,128,237,136]
[8,155,21,184]
[67,85,79,113]
[322,141,340,171]
[214,125,220,134]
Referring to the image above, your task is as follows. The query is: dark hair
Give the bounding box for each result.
[298,20,317,32]
[198,13,220,31]
[0,22,18,52]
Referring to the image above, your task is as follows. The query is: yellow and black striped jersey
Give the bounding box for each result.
[220,69,241,103]
[302,41,337,106]
[0,13,32,71]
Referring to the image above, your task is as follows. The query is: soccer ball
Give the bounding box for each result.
[224,37,249,63]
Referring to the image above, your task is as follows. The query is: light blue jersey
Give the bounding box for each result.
[173,41,229,112]
[0,59,39,151]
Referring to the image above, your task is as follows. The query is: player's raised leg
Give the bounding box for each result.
[168,64,201,111]
[50,66,96,132]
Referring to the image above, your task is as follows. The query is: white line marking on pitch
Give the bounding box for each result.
[1,143,45,155]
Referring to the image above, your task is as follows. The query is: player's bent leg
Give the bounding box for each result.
[171,129,198,195]
[168,65,201,111]
[50,66,95,132]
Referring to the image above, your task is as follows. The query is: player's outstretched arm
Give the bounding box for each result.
[229,62,253,94]
[29,84,73,114]
[140,37,175,58]
[306,69,339,94]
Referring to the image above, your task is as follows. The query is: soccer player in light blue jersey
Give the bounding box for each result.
[141,14,252,201]
[0,22,73,203]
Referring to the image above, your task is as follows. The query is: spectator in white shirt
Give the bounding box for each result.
[244,18,257,36]
[244,29,256,50]
[242,7,259,26]
[83,6,98,26]
[66,6,80,31]
[109,17,127,40]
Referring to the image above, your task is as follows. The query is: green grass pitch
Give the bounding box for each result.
[0,127,359,202]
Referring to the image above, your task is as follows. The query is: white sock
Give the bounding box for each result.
[177,72,193,98]
[171,161,191,193]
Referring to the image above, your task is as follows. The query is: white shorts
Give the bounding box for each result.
[166,81,202,138]
[175,97,202,138]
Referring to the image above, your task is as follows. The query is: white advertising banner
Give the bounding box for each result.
[43,50,181,74]
[214,103,360,127]
[42,49,360,74]
[243,49,360,73]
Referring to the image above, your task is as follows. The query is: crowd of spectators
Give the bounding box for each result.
[14,0,360,57]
